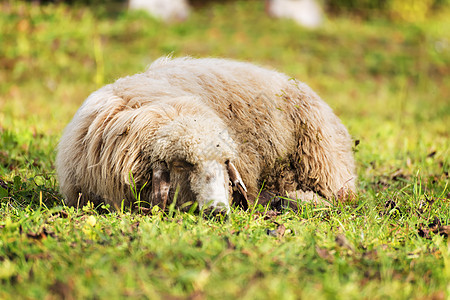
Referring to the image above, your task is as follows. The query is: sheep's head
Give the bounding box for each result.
[150,115,248,215]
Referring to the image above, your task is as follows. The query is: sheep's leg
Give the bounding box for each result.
[254,189,331,213]
[152,162,171,211]
[286,190,332,207]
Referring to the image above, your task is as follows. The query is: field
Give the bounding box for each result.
[1,1,449,299]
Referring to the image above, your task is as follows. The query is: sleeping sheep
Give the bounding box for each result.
[56,56,356,214]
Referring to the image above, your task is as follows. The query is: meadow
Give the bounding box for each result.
[0,1,449,299]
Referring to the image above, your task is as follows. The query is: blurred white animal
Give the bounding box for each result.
[128,0,190,22]
[266,0,323,28]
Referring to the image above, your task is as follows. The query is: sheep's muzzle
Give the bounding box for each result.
[151,160,248,214]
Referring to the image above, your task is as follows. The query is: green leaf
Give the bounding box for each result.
[13,176,22,190]
[0,186,8,198]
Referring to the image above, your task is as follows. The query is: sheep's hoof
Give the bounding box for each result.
[337,187,356,203]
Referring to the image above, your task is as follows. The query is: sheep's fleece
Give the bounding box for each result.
[56,57,356,213]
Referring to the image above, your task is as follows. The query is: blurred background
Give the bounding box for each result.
[0,0,448,193]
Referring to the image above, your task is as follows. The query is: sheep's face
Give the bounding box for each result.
[187,160,231,214]
[152,159,247,215]
[150,114,247,214]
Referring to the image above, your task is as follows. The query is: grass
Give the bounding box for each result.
[1,1,449,299]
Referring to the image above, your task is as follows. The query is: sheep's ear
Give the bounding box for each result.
[226,161,249,210]
[152,162,171,211]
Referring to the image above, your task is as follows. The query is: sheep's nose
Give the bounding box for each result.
[202,203,229,219]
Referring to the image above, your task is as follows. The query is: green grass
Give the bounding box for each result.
[1,1,449,299]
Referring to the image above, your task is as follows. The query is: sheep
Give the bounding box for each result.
[127,0,324,29]
[128,0,190,22]
[266,0,324,29]
[56,56,356,214]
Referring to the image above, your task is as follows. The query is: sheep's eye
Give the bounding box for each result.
[171,160,193,171]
